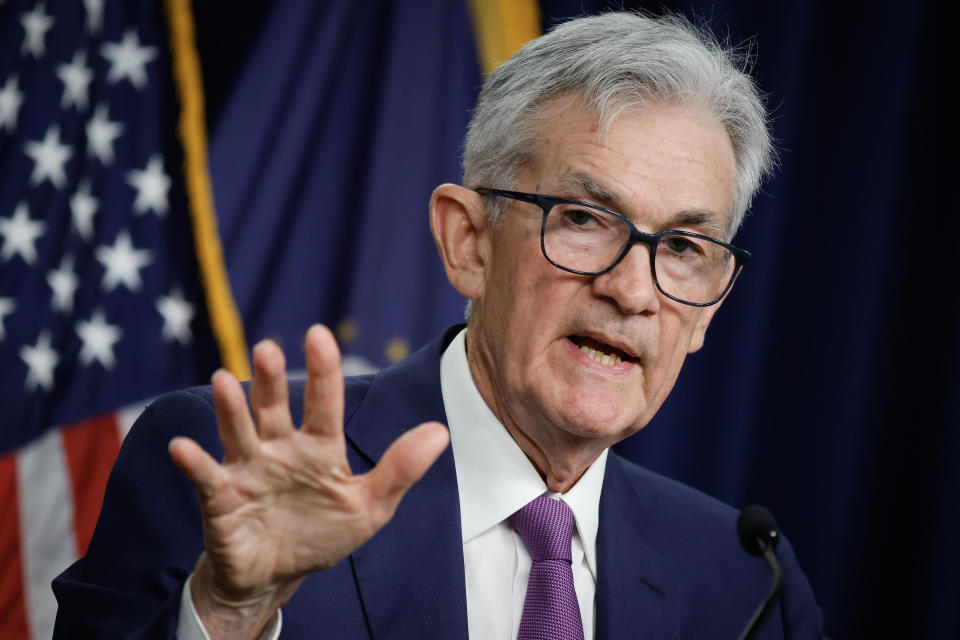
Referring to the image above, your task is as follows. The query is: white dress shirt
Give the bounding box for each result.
[178,328,608,639]
[442,328,607,640]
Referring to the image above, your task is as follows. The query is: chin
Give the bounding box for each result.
[556,389,643,442]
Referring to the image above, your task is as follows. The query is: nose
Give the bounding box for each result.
[590,242,661,315]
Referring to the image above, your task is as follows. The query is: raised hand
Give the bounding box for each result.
[168,325,450,639]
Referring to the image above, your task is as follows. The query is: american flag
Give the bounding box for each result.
[0,1,223,637]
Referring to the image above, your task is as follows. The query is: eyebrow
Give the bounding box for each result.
[669,210,725,238]
[557,173,625,211]
[556,172,726,238]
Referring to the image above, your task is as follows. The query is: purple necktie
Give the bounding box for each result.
[510,495,585,640]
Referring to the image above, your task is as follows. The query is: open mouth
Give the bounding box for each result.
[568,335,639,366]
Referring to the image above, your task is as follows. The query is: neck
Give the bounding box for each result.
[499,418,601,493]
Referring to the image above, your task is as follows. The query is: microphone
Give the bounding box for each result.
[735,505,784,640]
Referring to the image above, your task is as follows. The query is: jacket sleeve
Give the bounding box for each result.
[53,388,223,639]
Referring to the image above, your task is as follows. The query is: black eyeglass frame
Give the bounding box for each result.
[475,187,751,308]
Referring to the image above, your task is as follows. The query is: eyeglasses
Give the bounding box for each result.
[475,188,750,307]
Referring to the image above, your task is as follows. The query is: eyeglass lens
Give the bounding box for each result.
[542,202,736,305]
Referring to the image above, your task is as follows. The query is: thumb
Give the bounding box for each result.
[169,436,226,500]
[365,422,450,521]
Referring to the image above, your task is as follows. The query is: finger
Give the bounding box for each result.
[169,436,226,501]
[249,340,294,439]
[365,422,450,521]
[301,325,345,438]
[211,369,259,461]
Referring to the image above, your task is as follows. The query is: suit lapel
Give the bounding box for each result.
[596,454,681,639]
[344,329,469,639]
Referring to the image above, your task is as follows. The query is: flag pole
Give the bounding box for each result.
[468,0,542,75]
[163,0,251,380]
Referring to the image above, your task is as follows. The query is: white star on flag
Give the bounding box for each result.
[0,75,24,133]
[0,297,15,341]
[0,202,46,264]
[20,3,54,59]
[24,125,73,188]
[84,0,105,33]
[76,310,122,369]
[70,179,98,241]
[155,288,195,345]
[95,230,152,292]
[101,29,157,89]
[56,51,93,111]
[47,256,79,314]
[127,155,170,217]
[86,104,123,165]
[20,331,59,391]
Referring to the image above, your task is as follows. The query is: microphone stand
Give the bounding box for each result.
[736,535,784,640]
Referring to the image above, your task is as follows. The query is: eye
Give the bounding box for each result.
[561,207,599,228]
[661,235,705,256]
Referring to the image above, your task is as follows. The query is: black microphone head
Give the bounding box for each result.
[737,504,780,557]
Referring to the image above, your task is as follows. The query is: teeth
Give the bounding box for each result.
[579,344,622,365]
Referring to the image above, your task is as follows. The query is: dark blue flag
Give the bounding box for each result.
[208,0,484,372]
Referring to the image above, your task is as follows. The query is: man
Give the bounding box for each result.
[54,12,825,639]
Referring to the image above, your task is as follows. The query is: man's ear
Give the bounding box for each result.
[429,184,490,301]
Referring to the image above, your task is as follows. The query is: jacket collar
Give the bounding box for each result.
[596,453,681,639]
[345,326,469,639]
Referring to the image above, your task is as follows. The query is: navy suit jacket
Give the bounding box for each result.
[54,326,825,638]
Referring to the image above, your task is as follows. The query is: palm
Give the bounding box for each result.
[169,325,449,603]
[197,433,375,593]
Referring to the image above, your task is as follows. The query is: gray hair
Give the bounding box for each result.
[462,11,775,237]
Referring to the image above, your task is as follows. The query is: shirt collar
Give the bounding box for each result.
[441,328,608,578]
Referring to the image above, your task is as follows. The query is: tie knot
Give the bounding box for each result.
[509,495,575,563]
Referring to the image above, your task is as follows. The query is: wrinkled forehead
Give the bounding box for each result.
[518,95,737,234]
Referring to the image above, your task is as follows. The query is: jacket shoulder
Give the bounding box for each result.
[604,452,826,639]
[609,451,740,526]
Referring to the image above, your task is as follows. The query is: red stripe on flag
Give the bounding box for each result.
[0,452,30,639]
[61,415,122,556]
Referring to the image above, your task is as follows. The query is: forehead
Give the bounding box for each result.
[524,98,737,235]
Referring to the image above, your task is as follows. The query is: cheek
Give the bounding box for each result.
[663,307,708,354]
[493,266,570,339]
[642,312,702,397]
[644,357,684,411]
[484,241,540,313]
